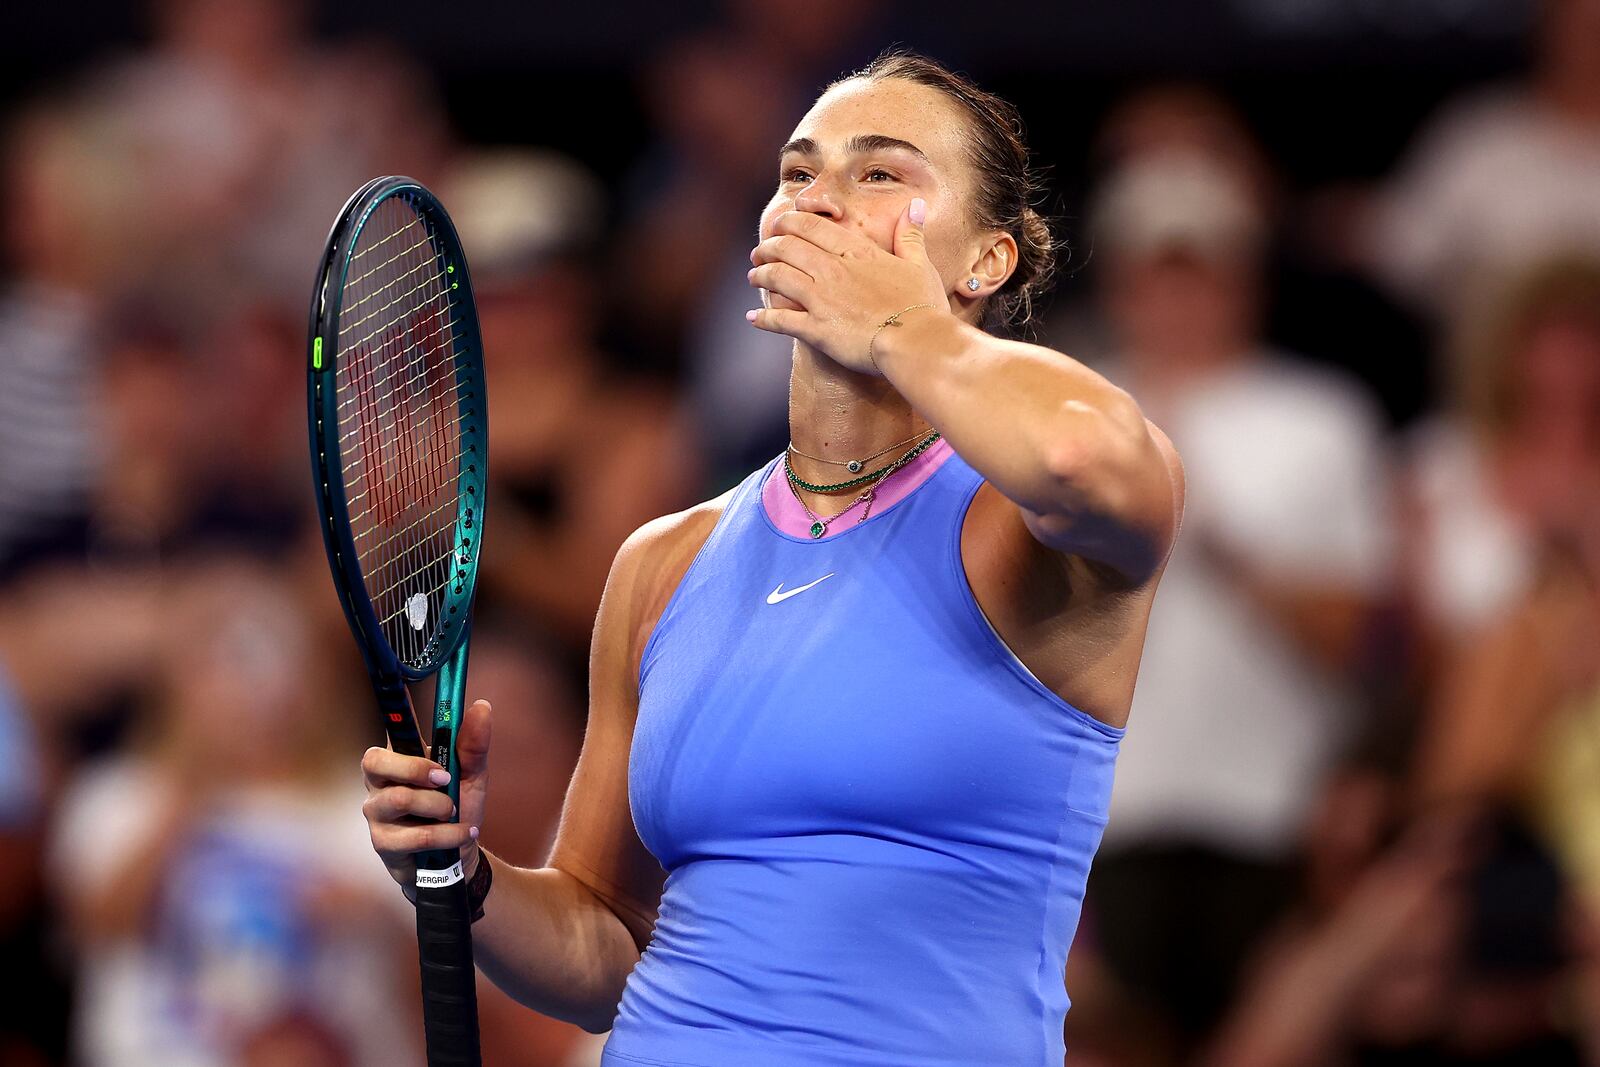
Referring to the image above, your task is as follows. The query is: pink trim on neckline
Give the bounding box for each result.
[761,436,956,538]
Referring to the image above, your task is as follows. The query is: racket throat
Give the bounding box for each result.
[430,635,471,807]
[375,675,426,758]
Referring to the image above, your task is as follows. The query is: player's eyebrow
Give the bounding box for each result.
[778,134,932,165]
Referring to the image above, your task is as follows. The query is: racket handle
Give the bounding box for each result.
[415,853,482,1066]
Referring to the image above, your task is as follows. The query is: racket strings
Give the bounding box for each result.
[342,410,464,480]
[335,326,465,447]
[334,307,462,408]
[342,234,437,303]
[372,551,460,622]
[341,406,465,519]
[354,215,459,666]
[345,218,420,267]
[338,266,455,347]
[334,194,468,668]
[349,342,456,658]
[335,318,465,431]
[353,492,458,555]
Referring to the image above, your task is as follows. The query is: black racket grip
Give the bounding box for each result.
[415,866,482,1066]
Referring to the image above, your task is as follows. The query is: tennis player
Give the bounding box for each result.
[362,51,1184,1065]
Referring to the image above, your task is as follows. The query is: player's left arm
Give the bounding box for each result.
[875,317,1182,584]
[747,206,1181,585]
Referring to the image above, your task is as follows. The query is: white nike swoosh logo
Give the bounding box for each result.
[766,573,835,605]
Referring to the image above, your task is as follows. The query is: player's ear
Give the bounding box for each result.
[962,231,1016,299]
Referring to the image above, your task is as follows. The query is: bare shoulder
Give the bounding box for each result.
[621,490,733,569]
[602,486,737,682]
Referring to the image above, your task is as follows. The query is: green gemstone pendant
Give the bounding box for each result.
[809,521,826,538]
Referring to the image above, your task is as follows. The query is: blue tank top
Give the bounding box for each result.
[601,449,1124,1067]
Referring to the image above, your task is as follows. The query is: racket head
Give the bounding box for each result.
[307,176,487,689]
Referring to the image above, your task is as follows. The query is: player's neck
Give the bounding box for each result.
[785,340,932,479]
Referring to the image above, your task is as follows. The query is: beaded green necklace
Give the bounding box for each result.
[783,431,942,537]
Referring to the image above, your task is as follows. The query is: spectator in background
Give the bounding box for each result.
[1091,84,1279,210]
[444,151,701,661]
[0,564,166,1064]
[0,102,116,580]
[1046,84,1281,364]
[1205,735,1592,1067]
[1402,257,1600,660]
[47,560,422,1067]
[184,307,308,554]
[1203,721,1459,1067]
[74,309,304,568]
[70,0,448,316]
[2,0,450,573]
[85,318,197,565]
[1069,84,1430,428]
[1411,258,1600,917]
[1418,535,1600,918]
[1075,150,1395,1056]
[1372,0,1600,331]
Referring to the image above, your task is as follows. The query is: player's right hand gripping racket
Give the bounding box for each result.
[307,176,486,1066]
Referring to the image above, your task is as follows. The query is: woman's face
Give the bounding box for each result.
[757,76,988,314]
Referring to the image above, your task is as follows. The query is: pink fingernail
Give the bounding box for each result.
[428,769,450,786]
[745,310,758,322]
[910,197,926,225]
[469,826,480,839]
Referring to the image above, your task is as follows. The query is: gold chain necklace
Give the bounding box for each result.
[787,424,932,474]
[784,431,941,494]
[785,433,936,538]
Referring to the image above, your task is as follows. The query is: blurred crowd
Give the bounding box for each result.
[1,1,1598,1065]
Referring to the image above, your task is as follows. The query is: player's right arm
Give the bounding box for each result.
[360,501,722,1034]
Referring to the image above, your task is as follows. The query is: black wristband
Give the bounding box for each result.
[465,850,493,923]
[400,850,493,922]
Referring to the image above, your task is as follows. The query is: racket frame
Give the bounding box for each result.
[307,174,488,781]
[307,175,488,1067]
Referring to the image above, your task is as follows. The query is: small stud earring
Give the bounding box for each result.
[966,277,981,292]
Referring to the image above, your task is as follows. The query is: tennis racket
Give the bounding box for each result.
[307,175,487,1066]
